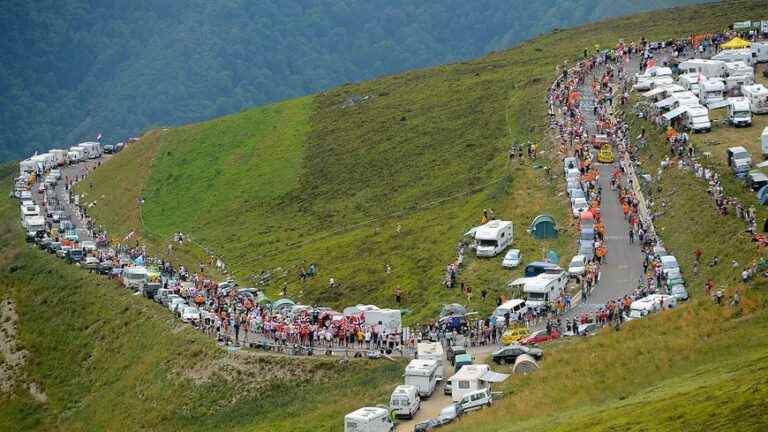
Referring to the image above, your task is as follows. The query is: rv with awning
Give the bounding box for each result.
[712,48,753,66]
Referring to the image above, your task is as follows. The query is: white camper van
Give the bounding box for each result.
[728,97,752,127]
[751,42,768,63]
[416,341,445,380]
[523,271,568,309]
[683,105,711,133]
[449,364,491,402]
[19,159,37,176]
[122,266,149,290]
[77,142,102,159]
[389,385,420,418]
[474,220,513,257]
[698,79,725,106]
[676,73,701,95]
[724,75,753,96]
[344,407,394,432]
[493,298,528,322]
[23,216,46,236]
[49,149,69,166]
[678,59,726,78]
[712,48,753,66]
[724,61,754,79]
[404,359,439,397]
[741,84,768,114]
[68,147,85,163]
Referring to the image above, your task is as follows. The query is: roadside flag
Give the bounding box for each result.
[96,133,102,141]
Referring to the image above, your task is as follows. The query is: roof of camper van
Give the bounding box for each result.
[474,220,512,239]
[345,407,388,421]
[643,85,683,98]
[742,84,768,95]
[417,341,444,356]
[686,105,709,116]
[406,359,439,374]
[449,364,490,382]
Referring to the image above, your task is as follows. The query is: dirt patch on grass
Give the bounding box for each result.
[0,297,47,402]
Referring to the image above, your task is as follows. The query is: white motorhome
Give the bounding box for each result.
[20,204,40,218]
[728,97,752,127]
[122,266,149,290]
[751,42,768,63]
[404,359,439,397]
[389,385,420,419]
[627,294,677,320]
[683,105,711,133]
[523,271,568,309]
[68,146,85,163]
[23,215,46,236]
[364,308,401,335]
[678,59,726,78]
[474,220,513,257]
[741,84,768,114]
[724,61,754,79]
[676,73,701,95]
[634,75,674,91]
[344,407,394,432]
[30,154,50,173]
[698,79,725,106]
[635,66,672,81]
[49,149,69,166]
[724,75,753,96]
[416,342,445,380]
[77,142,102,159]
[19,159,37,176]
[449,364,491,402]
[712,48,753,66]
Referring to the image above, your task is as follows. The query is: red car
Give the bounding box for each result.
[520,329,561,345]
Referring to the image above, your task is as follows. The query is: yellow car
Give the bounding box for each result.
[500,326,530,345]
[597,144,614,163]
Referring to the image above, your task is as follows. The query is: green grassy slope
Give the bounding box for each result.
[0,174,403,432]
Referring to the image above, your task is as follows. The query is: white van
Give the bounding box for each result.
[493,298,528,322]
[728,97,752,127]
[49,149,69,166]
[405,359,439,397]
[69,147,85,163]
[457,388,493,412]
[742,84,768,114]
[389,385,420,418]
[122,266,149,290]
[344,407,394,432]
[474,220,513,257]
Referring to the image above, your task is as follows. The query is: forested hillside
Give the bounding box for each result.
[0,0,701,160]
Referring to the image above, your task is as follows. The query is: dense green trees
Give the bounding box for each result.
[0,0,699,160]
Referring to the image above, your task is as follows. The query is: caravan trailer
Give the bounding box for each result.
[474,220,513,257]
[678,59,726,78]
[68,146,85,163]
[404,359,439,397]
[77,142,102,159]
[752,42,768,63]
[683,105,711,133]
[49,149,69,166]
[724,61,754,79]
[697,79,725,106]
[712,48,753,66]
[416,341,445,380]
[741,84,768,114]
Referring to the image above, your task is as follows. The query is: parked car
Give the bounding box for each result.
[66,248,84,263]
[564,322,601,337]
[180,306,201,323]
[97,261,113,275]
[83,256,100,270]
[670,284,689,301]
[520,329,561,346]
[47,241,62,254]
[447,345,467,366]
[660,255,680,276]
[492,344,543,364]
[568,255,587,277]
[500,326,529,345]
[502,249,521,268]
